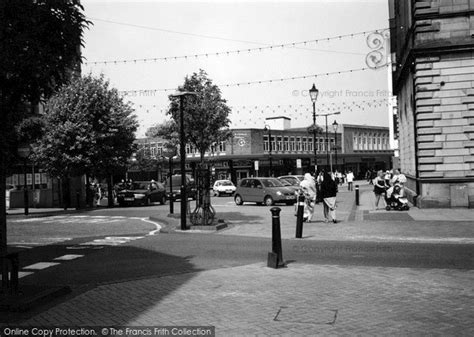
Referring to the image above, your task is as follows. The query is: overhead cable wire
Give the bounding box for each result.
[117,64,389,95]
[85,18,386,65]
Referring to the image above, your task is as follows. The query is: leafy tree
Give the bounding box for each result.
[34,74,138,207]
[145,121,179,178]
[168,69,232,164]
[0,0,89,286]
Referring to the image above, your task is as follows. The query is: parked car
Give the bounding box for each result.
[277,178,300,194]
[277,175,304,186]
[164,174,197,200]
[213,179,236,196]
[234,177,296,206]
[117,181,166,206]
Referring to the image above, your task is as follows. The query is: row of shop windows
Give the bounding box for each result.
[6,172,50,189]
[353,133,389,151]
[139,141,228,158]
[263,136,336,153]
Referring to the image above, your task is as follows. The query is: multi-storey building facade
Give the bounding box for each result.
[389,0,474,207]
[134,117,393,183]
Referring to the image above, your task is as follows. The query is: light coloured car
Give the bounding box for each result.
[234,177,296,206]
[213,179,236,197]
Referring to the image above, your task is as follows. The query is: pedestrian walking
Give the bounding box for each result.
[299,173,317,222]
[320,171,338,223]
[95,183,102,207]
[373,170,388,210]
[346,170,354,191]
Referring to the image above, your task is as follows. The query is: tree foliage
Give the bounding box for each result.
[0,0,89,281]
[167,69,232,162]
[34,74,138,179]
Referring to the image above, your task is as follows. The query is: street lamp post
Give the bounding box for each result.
[263,124,273,176]
[320,112,341,171]
[333,120,339,171]
[309,84,319,174]
[171,91,197,231]
[18,146,31,215]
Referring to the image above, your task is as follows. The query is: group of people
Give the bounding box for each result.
[331,170,355,191]
[298,171,338,223]
[373,169,407,210]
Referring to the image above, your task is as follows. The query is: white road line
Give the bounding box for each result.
[141,218,162,236]
[19,271,34,278]
[23,262,60,270]
[54,254,84,261]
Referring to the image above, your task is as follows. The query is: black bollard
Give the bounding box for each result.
[76,191,81,210]
[355,185,360,206]
[267,207,285,268]
[295,194,305,238]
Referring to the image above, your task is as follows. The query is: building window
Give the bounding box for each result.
[283,137,289,151]
[271,136,276,152]
[277,136,283,151]
[308,137,313,152]
[219,141,226,153]
[290,137,295,151]
[296,137,301,151]
[302,137,307,151]
[263,135,269,152]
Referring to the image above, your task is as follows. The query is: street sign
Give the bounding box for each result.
[296,159,302,168]
[254,160,259,170]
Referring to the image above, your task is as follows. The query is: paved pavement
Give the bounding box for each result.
[17,263,474,335]
[3,181,474,335]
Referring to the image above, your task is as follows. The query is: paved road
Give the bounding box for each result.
[3,185,474,335]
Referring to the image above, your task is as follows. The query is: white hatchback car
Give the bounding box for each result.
[213,180,236,197]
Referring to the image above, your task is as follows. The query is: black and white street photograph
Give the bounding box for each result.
[1,0,474,335]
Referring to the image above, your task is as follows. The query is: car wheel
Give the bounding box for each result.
[234,194,244,205]
[403,205,410,211]
[160,195,166,205]
[385,206,391,211]
[264,196,274,206]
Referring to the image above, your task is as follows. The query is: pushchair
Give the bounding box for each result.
[385,183,409,211]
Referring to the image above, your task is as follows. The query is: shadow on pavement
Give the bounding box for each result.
[2,239,203,324]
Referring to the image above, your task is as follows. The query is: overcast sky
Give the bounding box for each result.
[81,0,391,137]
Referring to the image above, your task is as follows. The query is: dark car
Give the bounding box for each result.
[234,177,296,206]
[117,181,167,206]
[164,175,197,201]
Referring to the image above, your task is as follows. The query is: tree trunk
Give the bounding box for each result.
[62,176,70,210]
[107,174,114,208]
[0,154,8,292]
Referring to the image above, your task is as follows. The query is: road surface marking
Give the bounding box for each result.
[142,218,162,235]
[19,271,34,278]
[79,236,145,246]
[23,262,60,270]
[54,254,84,261]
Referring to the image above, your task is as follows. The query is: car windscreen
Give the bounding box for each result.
[132,183,148,190]
[221,181,233,186]
[261,179,284,187]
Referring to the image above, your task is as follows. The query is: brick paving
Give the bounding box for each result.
[20,262,474,336]
[5,181,474,335]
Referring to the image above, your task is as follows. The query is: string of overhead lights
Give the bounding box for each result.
[84,28,387,66]
[117,64,390,95]
[131,97,390,110]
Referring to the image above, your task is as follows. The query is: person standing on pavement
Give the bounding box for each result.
[299,173,317,222]
[346,170,354,191]
[320,171,338,223]
[374,170,388,210]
